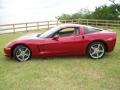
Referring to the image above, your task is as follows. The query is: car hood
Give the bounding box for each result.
[16,33,39,40]
[5,33,43,48]
[11,33,41,44]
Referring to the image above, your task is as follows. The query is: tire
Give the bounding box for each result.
[13,45,31,62]
[87,42,106,59]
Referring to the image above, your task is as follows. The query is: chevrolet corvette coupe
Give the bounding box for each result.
[4,24,116,61]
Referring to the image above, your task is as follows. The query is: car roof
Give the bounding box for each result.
[58,24,90,28]
[58,24,81,28]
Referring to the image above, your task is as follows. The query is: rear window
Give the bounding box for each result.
[84,26,101,34]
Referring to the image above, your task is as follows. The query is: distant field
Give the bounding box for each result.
[0,28,120,90]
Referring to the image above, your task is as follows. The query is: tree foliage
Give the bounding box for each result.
[57,3,120,20]
[92,4,120,20]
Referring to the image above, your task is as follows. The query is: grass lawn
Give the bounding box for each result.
[0,28,120,90]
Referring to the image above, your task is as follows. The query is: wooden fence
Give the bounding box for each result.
[0,19,120,34]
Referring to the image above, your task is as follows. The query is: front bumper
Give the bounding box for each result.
[4,48,12,57]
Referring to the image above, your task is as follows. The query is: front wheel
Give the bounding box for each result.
[13,45,31,61]
[87,42,106,59]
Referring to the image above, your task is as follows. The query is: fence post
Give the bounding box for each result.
[13,24,15,33]
[64,20,66,24]
[26,23,28,31]
[48,21,50,30]
[96,20,97,26]
[37,22,39,30]
[77,19,79,24]
[86,19,88,25]
[106,20,108,27]
[72,20,74,24]
[56,20,58,25]
[118,21,120,27]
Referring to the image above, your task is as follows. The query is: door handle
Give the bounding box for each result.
[82,36,85,39]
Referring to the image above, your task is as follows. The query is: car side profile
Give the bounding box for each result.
[4,24,116,61]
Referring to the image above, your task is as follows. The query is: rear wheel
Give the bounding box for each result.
[13,45,31,61]
[87,42,106,59]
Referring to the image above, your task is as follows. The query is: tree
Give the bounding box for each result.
[109,0,120,13]
[92,4,120,20]
[56,14,72,21]
[57,4,120,20]
[57,9,92,20]
[71,13,82,19]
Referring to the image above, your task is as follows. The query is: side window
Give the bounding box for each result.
[84,26,99,34]
[58,27,80,37]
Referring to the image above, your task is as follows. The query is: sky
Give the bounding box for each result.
[0,0,119,24]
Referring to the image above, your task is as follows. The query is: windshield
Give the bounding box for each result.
[39,26,60,38]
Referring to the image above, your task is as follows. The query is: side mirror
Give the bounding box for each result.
[52,34,59,40]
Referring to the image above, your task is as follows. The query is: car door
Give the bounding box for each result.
[57,27,85,55]
[39,27,84,56]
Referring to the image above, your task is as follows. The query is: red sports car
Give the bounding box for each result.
[4,24,116,61]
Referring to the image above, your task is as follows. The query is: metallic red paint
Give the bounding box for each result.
[4,24,116,58]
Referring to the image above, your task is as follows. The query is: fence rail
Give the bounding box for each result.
[0,19,120,34]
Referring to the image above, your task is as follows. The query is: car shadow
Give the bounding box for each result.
[32,55,93,61]
[3,53,111,63]
[30,53,111,62]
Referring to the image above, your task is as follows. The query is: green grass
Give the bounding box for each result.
[0,28,120,90]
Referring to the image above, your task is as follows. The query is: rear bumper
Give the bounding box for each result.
[4,48,12,57]
[107,38,116,52]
